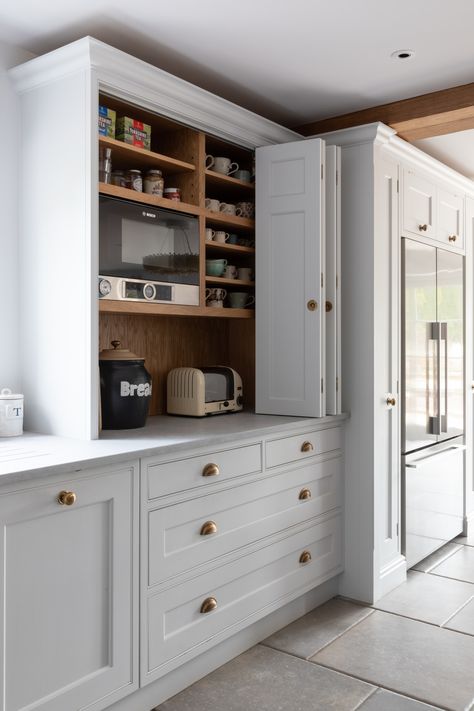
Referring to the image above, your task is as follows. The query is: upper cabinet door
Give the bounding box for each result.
[325,145,342,415]
[403,169,437,238]
[438,187,464,250]
[256,138,325,417]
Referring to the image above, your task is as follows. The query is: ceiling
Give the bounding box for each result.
[2,0,474,127]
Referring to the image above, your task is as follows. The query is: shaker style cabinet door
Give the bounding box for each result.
[403,169,437,239]
[438,187,464,249]
[0,464,138,711]
[256,138,325,417]
[325,145,342,415]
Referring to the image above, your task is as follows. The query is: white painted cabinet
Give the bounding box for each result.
[438,186,464,249]
[403,169,437,238]
[0,463,138,711]
[325,145,342,414]
[256,138,326,417]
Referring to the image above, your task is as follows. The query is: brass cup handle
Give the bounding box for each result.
[299,550,312,565]
[202,463,219,477]
[419,223,428,232]
[58,490,76,506]
[307,300,318,311]
[299,488,312,501]
[449,234,457,242]
[386,396,396,407]
[200,520,218,536]
[200,597,217,614]
[301,441,314,453]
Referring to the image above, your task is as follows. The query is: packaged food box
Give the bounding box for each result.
[98,105,116,138]
[116,116,151,150]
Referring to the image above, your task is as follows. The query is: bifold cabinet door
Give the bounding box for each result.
[325,145,342,415]
[256,138,325,417]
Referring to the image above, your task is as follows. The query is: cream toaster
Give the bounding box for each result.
[167,366,243,416]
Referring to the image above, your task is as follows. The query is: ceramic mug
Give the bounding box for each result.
[205,198,221,212]
[206,155,239,175]
[223,264,237,279]
[214,231,230,243]
[237,267,253,281]
[228,233,239,244]
[219,203,236,216]
[233,169,251,182]
[205,228,216,241]
[228,292,255,309]
[235,201,255,218]
[206,259,227,277]
[206,287,227,307]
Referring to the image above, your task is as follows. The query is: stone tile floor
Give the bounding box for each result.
[156,536,474,711]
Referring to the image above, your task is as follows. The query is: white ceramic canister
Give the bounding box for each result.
[0,388,24,437]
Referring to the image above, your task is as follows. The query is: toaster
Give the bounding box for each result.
[167,366,243,416]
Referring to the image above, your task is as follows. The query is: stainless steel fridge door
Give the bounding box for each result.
[402,239,438,453]
[403,437,464,568]
[437,248,464,442]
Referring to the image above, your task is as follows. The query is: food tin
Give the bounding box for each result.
[0,388,24,437]
[164,187,181,202]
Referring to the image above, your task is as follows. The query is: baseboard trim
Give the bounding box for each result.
[464,511,474,537]
[375,555,407,601]
[107,577,340,711]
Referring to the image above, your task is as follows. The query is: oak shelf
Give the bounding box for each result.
[205,276,255,287]
[204,210,255,230]
[99,300,253,318]
[99,136,195,174]
[205,169,254,191]
[99,183,201,216]
[205,241,255,255]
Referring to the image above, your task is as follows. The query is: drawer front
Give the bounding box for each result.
[438,188,464,249]
[148,455,342,586]
[266,427,341,468]
[146,443,262,500]
[144,514,342,681]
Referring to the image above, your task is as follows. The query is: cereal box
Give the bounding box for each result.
[116,116,152,151]
[98,105,116,138]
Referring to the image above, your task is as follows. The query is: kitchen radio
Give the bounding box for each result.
[167,366,243,416]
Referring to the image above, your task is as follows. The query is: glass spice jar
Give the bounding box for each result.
[144,169,164,196]
[126,169,143,192]
[111,170,127,188]
[164,187,181,202]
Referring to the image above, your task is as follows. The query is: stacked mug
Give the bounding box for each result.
[205,155,253,184]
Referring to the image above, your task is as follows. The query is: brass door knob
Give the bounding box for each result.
[202,463,219,477]
[325,301,333,313]
[299,550,312,564]
[307,300,318,311]
[200,521,218,536]
[301,441,314,453]
[299,488,312,500]
[449,234,457,242]
[419,224,428,232]
[58,490,76,506]
[386,396,396,407]
[200,597,217,614]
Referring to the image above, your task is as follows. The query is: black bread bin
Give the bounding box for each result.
[99,340,152,429]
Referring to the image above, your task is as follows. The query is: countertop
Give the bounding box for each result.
[0,412,347,485]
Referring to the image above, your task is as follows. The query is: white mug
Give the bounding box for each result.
[213,157,239,175]
[223,264,238,279]
[214,231,230,243]
[219,203,236,216]
[0,388,24,437]
[237,267,253,281]
[205,228,216,241]
[205,287,227,307]
[205,198,221,212]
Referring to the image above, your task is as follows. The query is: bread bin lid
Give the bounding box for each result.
[99,340,144,362]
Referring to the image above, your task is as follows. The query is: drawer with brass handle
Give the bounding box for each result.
[145,513,342,683]
[266,427,341,469]
[147,454,342,586]
[145,443,262,500]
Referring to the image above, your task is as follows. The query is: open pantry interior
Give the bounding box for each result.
[97,92,257,415]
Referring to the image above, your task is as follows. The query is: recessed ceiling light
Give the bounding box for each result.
[391,49,415,60]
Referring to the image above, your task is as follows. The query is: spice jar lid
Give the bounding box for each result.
[164,187,180,192]
[128,169,141,174]
[0,388,23,399]
[99,340,145,361]
[146,169,163,176]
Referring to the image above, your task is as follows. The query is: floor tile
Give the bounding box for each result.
[430,546,474,584]
[412,542,463,573]
[157,645,375,711]
[455,532,474,547]
[358,688,442,710]
[312,610,474,710]
[262,597,373,659]
[443,597,474,635]
[373,570,474,625]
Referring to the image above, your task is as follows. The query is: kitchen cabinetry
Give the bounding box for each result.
[0,462,138,711]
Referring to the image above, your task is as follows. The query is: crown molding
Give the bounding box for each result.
[9,36,301,150]
[310,121,396,148]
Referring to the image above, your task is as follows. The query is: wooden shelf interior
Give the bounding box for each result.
[205,241,255,256]
[99,136,195,175]
[205,276,254,287]
[205,134,254,172]
[205,169,255,201]
[205,210,255,231]
[99,182,201,216]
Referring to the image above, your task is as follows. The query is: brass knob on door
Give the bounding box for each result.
[449,234,457,242]
[202,463,219,477]
[299,550,312,564]
[307,300,318,311]
[301,441,314,453]
[200,521,218,536]
[200,597,217,614]
[299,488,312,500]
[57,490,76,506]
[386,396,396,407]
[419,224,428,232]
[325,301,333,313]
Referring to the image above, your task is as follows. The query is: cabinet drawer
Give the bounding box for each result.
[266,427,341,468]
[146,443,262,500]
[144,513,342,681]
[148,455,342,586]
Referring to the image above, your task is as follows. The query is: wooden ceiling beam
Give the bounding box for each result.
[296,82,474,141]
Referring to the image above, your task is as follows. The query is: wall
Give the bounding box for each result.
[0,41,34,392]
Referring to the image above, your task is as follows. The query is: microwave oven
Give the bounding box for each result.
[167,367,243,416]
[98,195,200,305]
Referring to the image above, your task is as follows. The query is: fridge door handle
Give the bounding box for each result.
[440,322,448,433]
[406,444,466,468]
[428,322,441,435]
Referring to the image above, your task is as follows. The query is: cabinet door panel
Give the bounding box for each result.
[403,169,436,238]
[325,145,342,414]
[0,466,137,711]
[438,187,464,249]
[256,138,325,416]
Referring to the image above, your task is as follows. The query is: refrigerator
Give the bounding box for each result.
[402,238,465,568]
